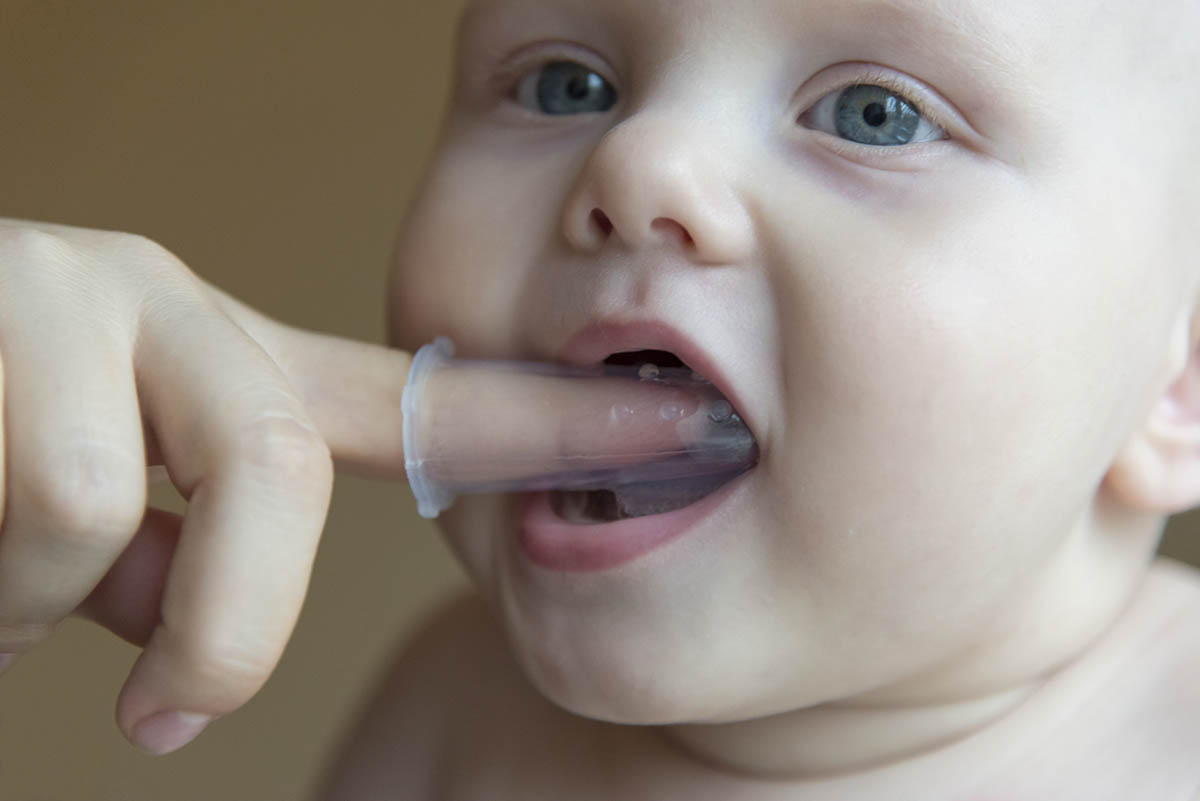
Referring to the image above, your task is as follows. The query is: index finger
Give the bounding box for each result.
[413,364,729,484]
[116,301,333,754]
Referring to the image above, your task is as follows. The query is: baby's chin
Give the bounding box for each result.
[436,496,844,726]
[514,639,736,725]
[497,602,820,728]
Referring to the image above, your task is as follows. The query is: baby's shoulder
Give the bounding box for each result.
[314,592,494,800]
[916,560,1200,798]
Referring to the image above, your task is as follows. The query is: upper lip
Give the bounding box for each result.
[555,318,757,445]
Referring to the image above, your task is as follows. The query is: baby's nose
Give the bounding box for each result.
[561,115,754,265]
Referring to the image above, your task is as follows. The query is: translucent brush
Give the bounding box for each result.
[402,337,757,518]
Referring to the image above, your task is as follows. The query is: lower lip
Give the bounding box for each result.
[517,475,749,572]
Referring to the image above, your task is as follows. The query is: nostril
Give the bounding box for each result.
[591,209,614,237]
[651,218,694,248]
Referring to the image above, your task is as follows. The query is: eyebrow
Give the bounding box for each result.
[457,0,1036,120]
[846,0,1033,98]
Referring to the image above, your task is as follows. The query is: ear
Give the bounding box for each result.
[1105,314,1200,514]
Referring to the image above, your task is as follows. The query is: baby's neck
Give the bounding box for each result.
[659,555,1182,784]
[661,681,1038,778]
[662,517,1171,782]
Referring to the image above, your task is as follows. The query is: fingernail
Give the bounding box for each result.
[132,710,211,755]
[0,653,16,673]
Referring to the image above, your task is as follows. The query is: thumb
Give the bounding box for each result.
[204,284,411,479]
[77,507,181,648]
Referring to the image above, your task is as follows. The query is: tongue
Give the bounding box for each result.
[611,469,745,516]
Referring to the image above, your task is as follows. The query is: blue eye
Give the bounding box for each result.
[516,61,617,115]
[801,84,946,147]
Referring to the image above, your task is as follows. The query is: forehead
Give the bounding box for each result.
[457,0,1187,78]
[457,0,1196,137]
[460,0,1064,130]
[457,0,1100,96]
[460,0,1053,60]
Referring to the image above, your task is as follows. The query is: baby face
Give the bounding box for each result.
[388,0,1196,724]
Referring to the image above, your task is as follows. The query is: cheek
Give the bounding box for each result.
[386,137,570,354]
[387,166,515,352]
[764,182,1162,621]
[437,494,515,591]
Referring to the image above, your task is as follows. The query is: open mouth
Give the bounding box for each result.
[549,349,756,524]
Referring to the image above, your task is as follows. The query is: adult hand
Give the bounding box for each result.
[0,220,410,754]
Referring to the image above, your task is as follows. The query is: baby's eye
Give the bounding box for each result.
[800,84,946,147]
[515,61,617,116]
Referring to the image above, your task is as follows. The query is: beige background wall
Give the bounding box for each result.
[0,3,471,799]
[0,3,1196,799]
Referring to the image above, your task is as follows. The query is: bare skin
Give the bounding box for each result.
[318,559,1200,800]
[2,0,1200,792]
[360,0,1200,793]
[0,220,413,753]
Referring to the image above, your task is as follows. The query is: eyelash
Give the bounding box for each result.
[798,66,953,146]
[491,42,615,110]
[493,52,954,149]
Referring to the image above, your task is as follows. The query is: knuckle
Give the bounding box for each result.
[0,224,182,270]
[232,415,332,487]
[107,231,182,272]
[23,444,146,548]
[0,227,74,274]
[166,632,278,703]
[193,649,275,698]
[0,226,185,292]
[94,231,195,295]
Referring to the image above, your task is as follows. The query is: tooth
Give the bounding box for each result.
[554,491,591,523]
[610,403,634,424]
[551,491,570,520]
[638,363,661,380]
[708,400,733,423]
[659,402,685,421]
[552,490,625,524]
